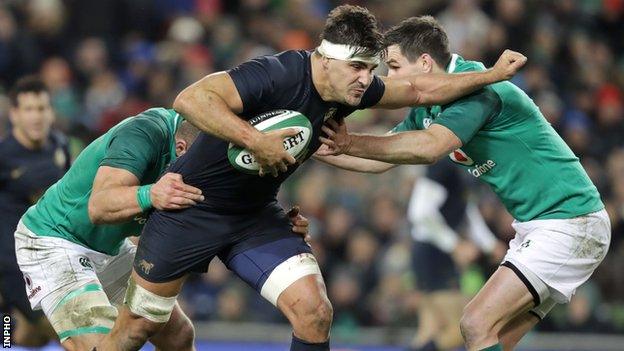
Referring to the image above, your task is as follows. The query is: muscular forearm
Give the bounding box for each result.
[173,80,261,149]
[412,70,497,106]
[88,186,143,224]
[313,154,395,173]
[346,132,439,165]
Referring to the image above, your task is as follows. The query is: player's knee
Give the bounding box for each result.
[295,296,333,334]
[312,298,333,332]
[126,317,165,348]
[157,314,195,350]
[178,322,196,350]
[459,308,489,344]
[168,321,195,350]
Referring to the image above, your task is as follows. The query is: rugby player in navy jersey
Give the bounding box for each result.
[98,5,526,351]
[0,76,70,346]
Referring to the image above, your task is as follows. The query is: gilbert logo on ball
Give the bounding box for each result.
[228,110,312,174]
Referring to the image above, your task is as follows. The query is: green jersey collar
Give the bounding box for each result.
[446,53,459,73]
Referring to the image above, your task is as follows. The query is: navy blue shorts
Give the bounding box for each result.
[134,202,312,293]
[412,241,459,292]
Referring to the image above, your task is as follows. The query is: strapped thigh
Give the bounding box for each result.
[48,283,117,342]
[226,236,318,306]
[124,277,177,323]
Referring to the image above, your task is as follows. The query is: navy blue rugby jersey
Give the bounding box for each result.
[169,50,385,211]
[0,131,70,266]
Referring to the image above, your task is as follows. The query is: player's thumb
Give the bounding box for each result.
[287,205,300,218]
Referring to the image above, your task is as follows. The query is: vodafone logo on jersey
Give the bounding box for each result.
[449,149,474,166]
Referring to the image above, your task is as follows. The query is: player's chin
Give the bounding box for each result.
[27,131,46,142]
[344,94,363,106]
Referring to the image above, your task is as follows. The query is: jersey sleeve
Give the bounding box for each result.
[100,119,166,179]
[228,55,292,115]
[357,75,386,109]
[433,88,502,145]
[391,108,419,133]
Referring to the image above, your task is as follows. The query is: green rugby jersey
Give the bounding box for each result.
[22,108,182,255]
[393,54,603,222]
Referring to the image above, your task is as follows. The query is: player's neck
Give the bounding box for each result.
[310,54,334,102]
[431,64,446,74]
[12,128,45,150]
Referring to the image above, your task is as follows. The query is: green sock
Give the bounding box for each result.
[480,344,503,351]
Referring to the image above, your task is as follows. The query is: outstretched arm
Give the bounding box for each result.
[319,119,461,165]
[374,50,526,108]
[313,144,396,173]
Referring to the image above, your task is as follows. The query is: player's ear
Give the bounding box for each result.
[175,139,188,157]
[420,54,434,73]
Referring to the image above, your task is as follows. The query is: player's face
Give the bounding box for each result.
[385,45,427,78]
[10,92,54,145]
[327,59,377,106]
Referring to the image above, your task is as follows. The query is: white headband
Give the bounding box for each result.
[316,39,380,65]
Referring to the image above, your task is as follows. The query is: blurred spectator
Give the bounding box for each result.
[39,57,80,128]
[439,0,490,60]
[0,6,41,86]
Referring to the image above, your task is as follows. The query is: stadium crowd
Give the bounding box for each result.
[0,0,623,341]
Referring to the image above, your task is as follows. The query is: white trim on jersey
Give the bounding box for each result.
[447,53,459,73]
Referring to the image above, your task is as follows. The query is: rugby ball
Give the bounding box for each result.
[228,110,312,174]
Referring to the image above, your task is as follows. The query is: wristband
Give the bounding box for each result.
[136,184,153,212]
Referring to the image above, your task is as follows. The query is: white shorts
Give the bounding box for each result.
[502,209,611,316]
[14,220,135,317]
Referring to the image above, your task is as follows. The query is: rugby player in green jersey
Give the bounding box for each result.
[317,17,610,351]
[14,108,201,351]
[14,106,309,351]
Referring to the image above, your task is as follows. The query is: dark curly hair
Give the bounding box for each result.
[320,5,386,60]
